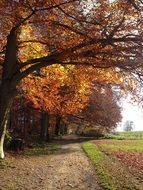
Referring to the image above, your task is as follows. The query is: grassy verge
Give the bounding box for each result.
[82,142,141,190]
[23,142,61,157]
[82,142,116,190]
[0,142,61,169]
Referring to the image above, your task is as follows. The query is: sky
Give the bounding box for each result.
[116,100,143,131]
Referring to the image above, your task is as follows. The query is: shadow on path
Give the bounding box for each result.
[53,134,96,145]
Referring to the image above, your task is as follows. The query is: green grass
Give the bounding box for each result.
[82,142,141,190]
[105,131,143,140]
[0,142,61,169]
[23,142,61,157]
[82,142,117,190]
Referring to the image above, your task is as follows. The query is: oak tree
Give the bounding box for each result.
[0,0,143,158]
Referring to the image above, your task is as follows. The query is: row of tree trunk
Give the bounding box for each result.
[8,102,66,142]
[40,112,67,141]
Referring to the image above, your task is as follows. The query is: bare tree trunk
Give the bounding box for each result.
[0,107,10,159]
[55,115,61,136]
[0,83,16,159]
[40,111,50,141]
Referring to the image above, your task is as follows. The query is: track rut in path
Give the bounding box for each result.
[0,141,102,190]
[44,143,102,190]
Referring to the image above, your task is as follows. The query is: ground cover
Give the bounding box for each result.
[0,137,102,190]
[105,131,143,140]
[83,139,143,190]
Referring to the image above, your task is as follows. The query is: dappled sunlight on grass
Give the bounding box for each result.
[23,143,61,157]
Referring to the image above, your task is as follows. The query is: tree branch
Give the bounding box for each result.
[12,0,80,32]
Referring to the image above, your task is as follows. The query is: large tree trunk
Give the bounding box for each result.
[0,27,20,159]
[40,111,50,141]
[0,83,16,159]
[54,115,61,136]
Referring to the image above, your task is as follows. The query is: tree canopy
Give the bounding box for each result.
[0,0,143,82]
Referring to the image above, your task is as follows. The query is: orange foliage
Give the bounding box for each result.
[21,65,92,115]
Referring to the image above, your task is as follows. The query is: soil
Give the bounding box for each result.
[0,136,102,190]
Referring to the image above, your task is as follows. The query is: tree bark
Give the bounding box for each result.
[0,83,16,159]
[40,111,50,141]
[54,115,61,136]
[0,26,20,159]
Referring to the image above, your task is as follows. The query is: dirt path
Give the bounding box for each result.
[0,142,102,190]
[44,143,102,190]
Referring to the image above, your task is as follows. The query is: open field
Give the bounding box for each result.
[83,139,143,190]
[105,131,143,140]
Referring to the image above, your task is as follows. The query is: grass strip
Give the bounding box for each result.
[23,142,61,157]
[82,142,117,190]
